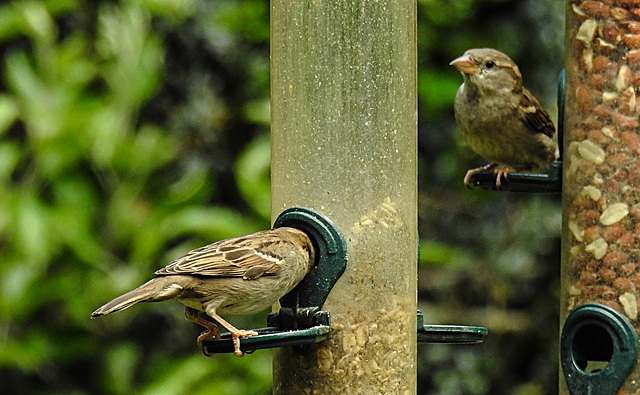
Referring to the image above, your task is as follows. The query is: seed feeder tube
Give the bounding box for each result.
[561,1,640,393]
[270,1,418,392]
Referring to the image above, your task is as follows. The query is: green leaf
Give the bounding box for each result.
[14,0,57,43]
[418,69,461,120]
[0,94,19,134]
[97,4,164,108]
[0,142,21,183]
[104,343,140,394]
[14,191,52,265]
[235,133,271,220]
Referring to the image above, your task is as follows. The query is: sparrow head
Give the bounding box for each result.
[450,48,523,95]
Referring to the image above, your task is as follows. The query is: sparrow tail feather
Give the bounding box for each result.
[91,278,183,318]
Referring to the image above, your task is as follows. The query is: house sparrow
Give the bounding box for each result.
[450,48,559,187]
[91,227,315,357]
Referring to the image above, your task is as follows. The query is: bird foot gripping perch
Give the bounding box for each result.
[465,159,562,192]
[200,207,348,356]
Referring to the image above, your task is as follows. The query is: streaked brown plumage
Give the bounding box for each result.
[450,48,559,187]
[91,227,315,357]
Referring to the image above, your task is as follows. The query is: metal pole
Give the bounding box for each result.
[562,1,640,393]
[270,1,417,393]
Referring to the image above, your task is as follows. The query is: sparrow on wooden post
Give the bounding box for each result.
[91,227,315,357]
[450,48,559,188]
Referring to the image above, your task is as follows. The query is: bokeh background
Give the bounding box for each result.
[0,0,563,394]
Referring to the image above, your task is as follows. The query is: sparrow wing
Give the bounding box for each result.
[519,88,557,138]
[155,230,285,279]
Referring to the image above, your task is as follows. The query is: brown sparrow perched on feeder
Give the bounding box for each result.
[450,48,559,188]
[91,227,315,357]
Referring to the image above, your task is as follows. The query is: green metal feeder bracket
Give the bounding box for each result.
[417,310,487,344]
[561,303,639,395]
[202,207,348,355]
[467,70,565,193]
[466,160,562,193]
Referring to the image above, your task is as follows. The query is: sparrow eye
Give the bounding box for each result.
[485,61,495,69]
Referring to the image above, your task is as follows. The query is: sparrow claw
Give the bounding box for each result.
[230,329,259,357]
[494,167,514,188]
[198,328,223,357]
[196,327,221,347]
[464,163,498,188]
[185,307,222,356]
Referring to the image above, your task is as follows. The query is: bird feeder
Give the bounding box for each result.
[204,1,486,391]
[461,2,640,391]
[560,1,640,393]
[267,1,485,393]
[269,1,417,393]
[209,1,640,394]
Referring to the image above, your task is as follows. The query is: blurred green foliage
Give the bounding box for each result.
[0,1,272,393]
[0,0,563,394]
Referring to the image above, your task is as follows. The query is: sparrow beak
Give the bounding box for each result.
[450,55,478,75]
